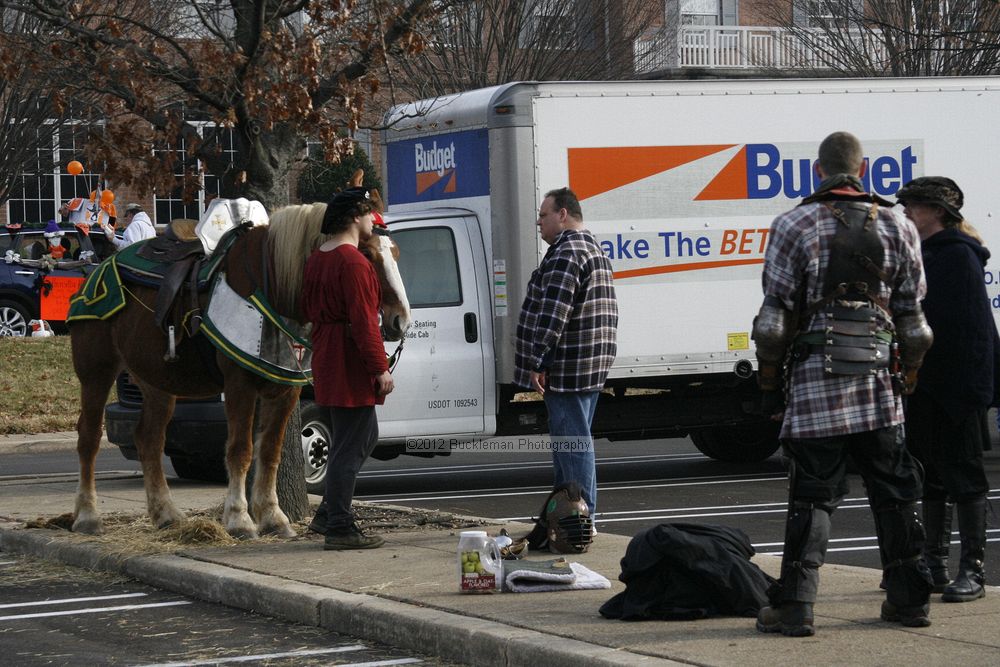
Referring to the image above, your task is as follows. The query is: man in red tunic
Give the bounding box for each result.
[303,187,394,550]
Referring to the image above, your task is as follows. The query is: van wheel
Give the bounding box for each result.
[170,456,228,483]
[0,300,30,337]
[690,422,780,462]
[301,401,332,494]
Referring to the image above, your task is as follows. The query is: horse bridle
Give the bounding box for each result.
[372,225,405,372]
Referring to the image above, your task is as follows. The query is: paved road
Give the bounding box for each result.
[0,553,453,667]
[352,436,1000,571]
[8,434,1000,571]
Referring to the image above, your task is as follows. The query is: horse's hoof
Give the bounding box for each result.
[228,526,259,540]
[72,516,104,535]
[261,523,296,539]
[155,518,182,530]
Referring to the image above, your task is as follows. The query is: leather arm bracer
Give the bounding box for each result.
[752,297,794,391]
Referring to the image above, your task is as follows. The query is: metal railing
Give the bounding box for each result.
[635,25,885,73]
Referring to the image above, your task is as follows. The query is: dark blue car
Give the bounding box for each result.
[0,225,97,336]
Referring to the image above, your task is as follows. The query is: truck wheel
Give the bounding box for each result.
[690,422,780,463]
[0,300,30,337]
[169,456,228,483]
[301,401,332,494]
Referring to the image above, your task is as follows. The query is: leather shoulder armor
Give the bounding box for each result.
[822,201,885,302]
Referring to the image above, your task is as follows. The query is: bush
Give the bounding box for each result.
[297,146,383,204]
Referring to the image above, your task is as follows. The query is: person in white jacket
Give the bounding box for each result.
[103,203,156,249]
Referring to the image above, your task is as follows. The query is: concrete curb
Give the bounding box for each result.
[0,431,111,455]
[0,526,680,667]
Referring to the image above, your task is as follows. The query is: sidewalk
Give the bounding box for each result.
[2,459,999,665]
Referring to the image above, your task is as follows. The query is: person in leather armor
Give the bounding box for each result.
[897,176,997,604]
[751,132,934,636]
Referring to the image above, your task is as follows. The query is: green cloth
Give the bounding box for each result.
[66,255,126,322]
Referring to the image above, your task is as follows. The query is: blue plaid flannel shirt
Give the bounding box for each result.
[515,229,618,393]
[763,196,926,439]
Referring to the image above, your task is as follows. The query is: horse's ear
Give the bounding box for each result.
[348,169,364,188]
[370,188,384,214]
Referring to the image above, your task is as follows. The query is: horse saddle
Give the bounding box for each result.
[119,223,245,336]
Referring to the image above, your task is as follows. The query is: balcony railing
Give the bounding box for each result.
[635,25,885,73]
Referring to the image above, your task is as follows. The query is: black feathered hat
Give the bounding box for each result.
[321,187,372,234]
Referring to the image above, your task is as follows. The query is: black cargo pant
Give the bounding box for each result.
[321,406,379,532]
[774,425,933,608]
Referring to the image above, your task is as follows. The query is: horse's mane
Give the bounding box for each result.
[268,203,333,316]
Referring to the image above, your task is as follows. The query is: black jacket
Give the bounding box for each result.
[916,227,1000,421]
[599,523,775,621]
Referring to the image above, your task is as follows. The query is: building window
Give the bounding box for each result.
[433,5,482,47]
[681,0,720,26]
[803,0,852,28]
[5,120,103,226]
[519,0,578,50]
[153,122,238,224]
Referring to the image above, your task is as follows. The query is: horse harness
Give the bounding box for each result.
[131,221,252,360]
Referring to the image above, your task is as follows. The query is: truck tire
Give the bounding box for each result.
[301,401,332,495]
[0,299,30,337]
[690,422,781,463]
[169,456,228,483]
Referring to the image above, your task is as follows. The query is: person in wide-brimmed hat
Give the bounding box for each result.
[896,176,997,604]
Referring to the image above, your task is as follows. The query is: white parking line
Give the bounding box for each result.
[361,472,788,505]
[0,592,147,609]
[135,645,370,667]
[0,600,190,621]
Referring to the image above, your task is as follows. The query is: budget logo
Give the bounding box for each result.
[386,129,490,206]
[569,141,920,211]
[415,141,457,195]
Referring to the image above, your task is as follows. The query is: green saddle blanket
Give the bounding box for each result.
[66,240,225,323]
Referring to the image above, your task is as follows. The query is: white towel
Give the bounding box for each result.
[505,561,611,593]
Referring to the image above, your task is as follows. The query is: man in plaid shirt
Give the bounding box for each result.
[753,132,935,636]
[515,187,618,525]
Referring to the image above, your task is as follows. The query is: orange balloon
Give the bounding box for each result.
[66,160,83,175]
[89,190,96,202]
[100,190,115,205]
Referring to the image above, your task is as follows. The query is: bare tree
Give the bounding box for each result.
[0,12,102,219]
[0,0,446,523]
[748,0,1000,76]
[0,0,446,210]
[393,0,660,98]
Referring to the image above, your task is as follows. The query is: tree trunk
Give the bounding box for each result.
[275,401,309,522]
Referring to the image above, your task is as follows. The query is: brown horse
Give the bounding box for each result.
[69,202,411,538]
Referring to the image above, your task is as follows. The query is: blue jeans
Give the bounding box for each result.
[544,390,599,517]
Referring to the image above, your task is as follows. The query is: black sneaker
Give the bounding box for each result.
[880,600,931,627]
[756,603,815,637]
[323,523,384,550]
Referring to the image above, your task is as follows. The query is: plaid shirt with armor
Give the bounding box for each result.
[763,194,926,439]
[515,229,618,393]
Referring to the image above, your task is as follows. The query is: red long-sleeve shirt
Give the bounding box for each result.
[302,244,388,407]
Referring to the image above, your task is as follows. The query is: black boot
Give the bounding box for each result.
[876,502,933,626]
[923,499,953,593]
[942,498,986,603]
[308,501,328,534]
[757,502,829,637]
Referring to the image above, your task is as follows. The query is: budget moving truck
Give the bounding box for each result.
[372,76,1000,465]
[104,77,1000,487]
